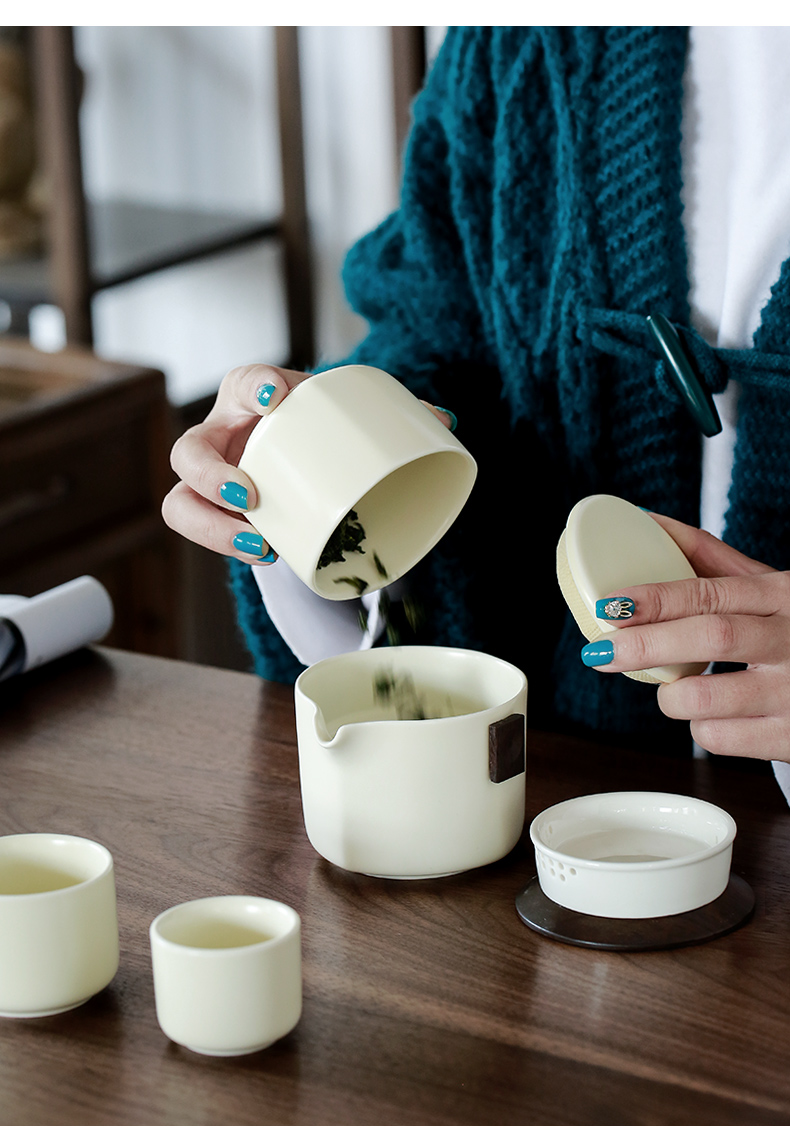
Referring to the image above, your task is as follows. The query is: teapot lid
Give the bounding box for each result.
[557,494,705,685]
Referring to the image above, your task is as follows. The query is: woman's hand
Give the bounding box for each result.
[162,362,458,564]
[162,364,309,563]
[582,514,790,762]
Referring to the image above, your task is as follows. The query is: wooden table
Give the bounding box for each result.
[1,648,789,1124]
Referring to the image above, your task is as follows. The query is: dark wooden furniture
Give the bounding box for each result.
[0,646,788,1124]
[0,339,176,657]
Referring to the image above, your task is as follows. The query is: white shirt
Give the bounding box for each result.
[684,27,790,542]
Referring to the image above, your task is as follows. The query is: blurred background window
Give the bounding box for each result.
[44,26,445,405]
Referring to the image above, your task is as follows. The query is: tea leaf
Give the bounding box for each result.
[379,593,399,645]
[372,667,428,720]
[374,671,394,700]
[333,575,368,595]
[318,509,366,569]
[402,595,424,634]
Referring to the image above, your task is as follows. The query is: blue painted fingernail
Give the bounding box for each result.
[595,597,635,620]
[256,383,276,408]
[435,406,458,432]
[581,640,614,667]
[258,549,276,564]
[219,481,248,510]
[233,532,264,556]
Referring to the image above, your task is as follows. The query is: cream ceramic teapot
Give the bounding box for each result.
[294,645,527,879]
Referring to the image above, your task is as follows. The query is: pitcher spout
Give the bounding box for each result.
[306,699,341,747]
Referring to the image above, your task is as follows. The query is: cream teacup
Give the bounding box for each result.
[237,365,477,599]
[530,792,737,918]
[149,896,302,1057]
[0,833,119,1018]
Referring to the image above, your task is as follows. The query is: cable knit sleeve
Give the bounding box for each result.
[322,27,502,408]
[228,28,527,683]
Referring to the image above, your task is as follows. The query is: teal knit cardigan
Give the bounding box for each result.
[229,27,790,746]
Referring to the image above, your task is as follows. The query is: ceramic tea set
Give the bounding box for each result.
[0,832,301,1057]
[239,364,528,881]
[237,366,752,946]
[0,367,751,1058]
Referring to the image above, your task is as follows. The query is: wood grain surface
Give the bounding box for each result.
[0,647,789,1125]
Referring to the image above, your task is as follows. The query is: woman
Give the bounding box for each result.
[163,27,790,776]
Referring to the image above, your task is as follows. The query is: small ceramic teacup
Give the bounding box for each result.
[530,792,736,918]
[0,833,119,1018]
[149,896,302,1057]
[237,365,477,599]
[295,645,527,879]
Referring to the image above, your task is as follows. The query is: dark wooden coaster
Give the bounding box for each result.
[515,873,755,952]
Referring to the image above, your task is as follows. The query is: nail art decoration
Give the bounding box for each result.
[595,597,635,620]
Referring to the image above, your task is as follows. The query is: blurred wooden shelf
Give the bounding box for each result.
[0,199,281,309]
[0,27,316,371]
